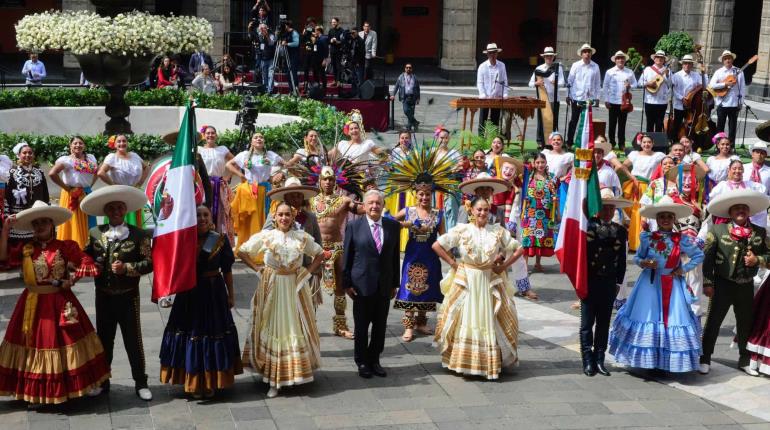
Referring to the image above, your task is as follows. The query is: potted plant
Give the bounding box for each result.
[15,10,213,134]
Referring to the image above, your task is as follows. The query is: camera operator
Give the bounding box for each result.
[327,17,345,88]
[249,1,272,31]
[277,19,300,94]
[249,22,276,93]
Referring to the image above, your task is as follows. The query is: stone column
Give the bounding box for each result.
[669,0,735,69]
[197,0,230,60]
[748,0,770,101]
[439,0,478,80]
[323,0,357,29]
[556,0,593,68]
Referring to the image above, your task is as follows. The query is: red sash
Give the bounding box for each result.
[658,232,681,327]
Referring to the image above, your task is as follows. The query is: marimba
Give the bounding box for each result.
[449,97,545,152]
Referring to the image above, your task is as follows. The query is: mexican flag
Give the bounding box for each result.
[151,102,198,302]
[555,105,602,300]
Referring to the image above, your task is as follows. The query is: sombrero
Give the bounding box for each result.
[267,177,319,201]
[599,187,632,209]
[497,154,524,175]
[80,185,149,217]
[639,195,693,219]
[665,163,707,182]
[162,130,204,146]
[14,201,72,231]
[593,139,612,155]
[707,189,770,218]
[459,172,510,195]
[756,120,770,143]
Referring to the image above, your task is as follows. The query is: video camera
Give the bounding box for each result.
[235,95,259,128]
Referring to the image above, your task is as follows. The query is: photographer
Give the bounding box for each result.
[307,25,329,91]
[249,1,272,31]
[249,22,276,93]
[327,17,345,87]
[277,19,300,94]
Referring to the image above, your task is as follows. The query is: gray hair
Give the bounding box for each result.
[363,189,384,202]
[259,23,268,31]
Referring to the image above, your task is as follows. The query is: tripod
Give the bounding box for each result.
[272,43,297,96]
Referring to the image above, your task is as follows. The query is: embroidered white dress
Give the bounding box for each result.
[435,223,519,379]
[240,229,323,388]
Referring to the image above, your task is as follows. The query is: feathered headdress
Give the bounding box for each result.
[384,139,462,197]
[288,148,370,198]
[342,109,366,139]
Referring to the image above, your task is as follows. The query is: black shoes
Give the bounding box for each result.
[582,352,597,377]
[358,364,373,379]
[595,352,611,376]
[370,363,387,377]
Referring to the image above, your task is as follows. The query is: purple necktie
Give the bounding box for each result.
[372,222,382,253]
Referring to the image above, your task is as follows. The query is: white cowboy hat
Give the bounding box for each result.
[751,141,768,153]
[600,187,632,209]
[267,177,319,201]
[483,43,502,54]
[719,50,737,61]
[650,50,668,61]
[639,195,693,220]
[497,154,524,176]
[540,47,557,57]
[679,54,695,64]
[593,139,612,155]
[80,185,149,217]
[665,162,707,183]
[459,172,510,195]
[576,43,596,56]
[611,50,629,61]
[270,166,285,178]
[707,189,770,218]
[14,201,72,231]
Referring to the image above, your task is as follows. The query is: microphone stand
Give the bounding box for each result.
[742,103,758,150]
[564,82,571,134]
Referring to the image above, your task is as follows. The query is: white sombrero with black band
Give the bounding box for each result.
[459,172,510,195]
[707,189,770,219]
[639,195,693,220]
[267,177,319,201]
[14,201,72,231]
[600,188,632,209]
[80,185,149,217]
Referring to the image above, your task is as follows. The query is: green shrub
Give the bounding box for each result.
[654,32,695,60]
[0,89,348,161]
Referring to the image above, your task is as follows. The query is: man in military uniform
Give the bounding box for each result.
[81,185,154,400]
[581,188,630,376]
[701,189,770,376]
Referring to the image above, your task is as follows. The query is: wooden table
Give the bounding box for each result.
[449,97,545,153]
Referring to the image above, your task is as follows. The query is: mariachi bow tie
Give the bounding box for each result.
[730,225,752,241]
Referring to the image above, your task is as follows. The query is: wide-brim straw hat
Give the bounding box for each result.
[267,177,319,201]
[639,195,693,219]
[576,43,596,56]
[664,163,707,182]
[459,173,510,195]
[483,43,502,53]
[540,47,557,57]
[600,188,632,209]
[497,154,524,176]
[707,189,770,218]
[650,50,668,61]
[680,54,695,64]
[162,130,204,145]
[756,120,770,143]
[611,50,629,61]
[719,50,737,61]
[593,139,612,155]
[80,185,149,217]
[751,141,769,153]
[14,201,72,231]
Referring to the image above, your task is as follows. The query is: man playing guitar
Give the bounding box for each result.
[639,50,671,133]
[709,50,747,147]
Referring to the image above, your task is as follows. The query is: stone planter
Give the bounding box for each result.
[75,53,155,135]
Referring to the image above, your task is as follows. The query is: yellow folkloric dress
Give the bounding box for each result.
[240,229,323,388]
[434,223,520,380]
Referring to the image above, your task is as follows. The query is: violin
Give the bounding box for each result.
[620,79,633,113]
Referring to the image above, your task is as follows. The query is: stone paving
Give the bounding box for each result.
[1,254,770,429]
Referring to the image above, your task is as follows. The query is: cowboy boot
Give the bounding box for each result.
[595,351,611,376]
[582,351,597,377]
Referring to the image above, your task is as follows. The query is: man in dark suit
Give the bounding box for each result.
[342,189,401,378]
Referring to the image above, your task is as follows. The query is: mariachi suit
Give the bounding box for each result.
[342,215,401,367]
[702,222,770,367]
[582,218,627,369]
[85,224,153,390]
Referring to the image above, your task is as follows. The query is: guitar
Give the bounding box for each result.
[646,58,676,94]
[711,54,758,97]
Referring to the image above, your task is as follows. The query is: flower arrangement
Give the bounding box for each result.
[15,10,213,56]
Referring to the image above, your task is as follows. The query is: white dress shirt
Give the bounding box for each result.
[597,163,622,195]
[743,162,770,196]
[367,216,384,251]
[567,60,601,101]
[477,60,508,98]
[602,66,637,105]
[709,66,747,108]
[671,70,707,111]
[638,66,671,104]
[528,63,565,102]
